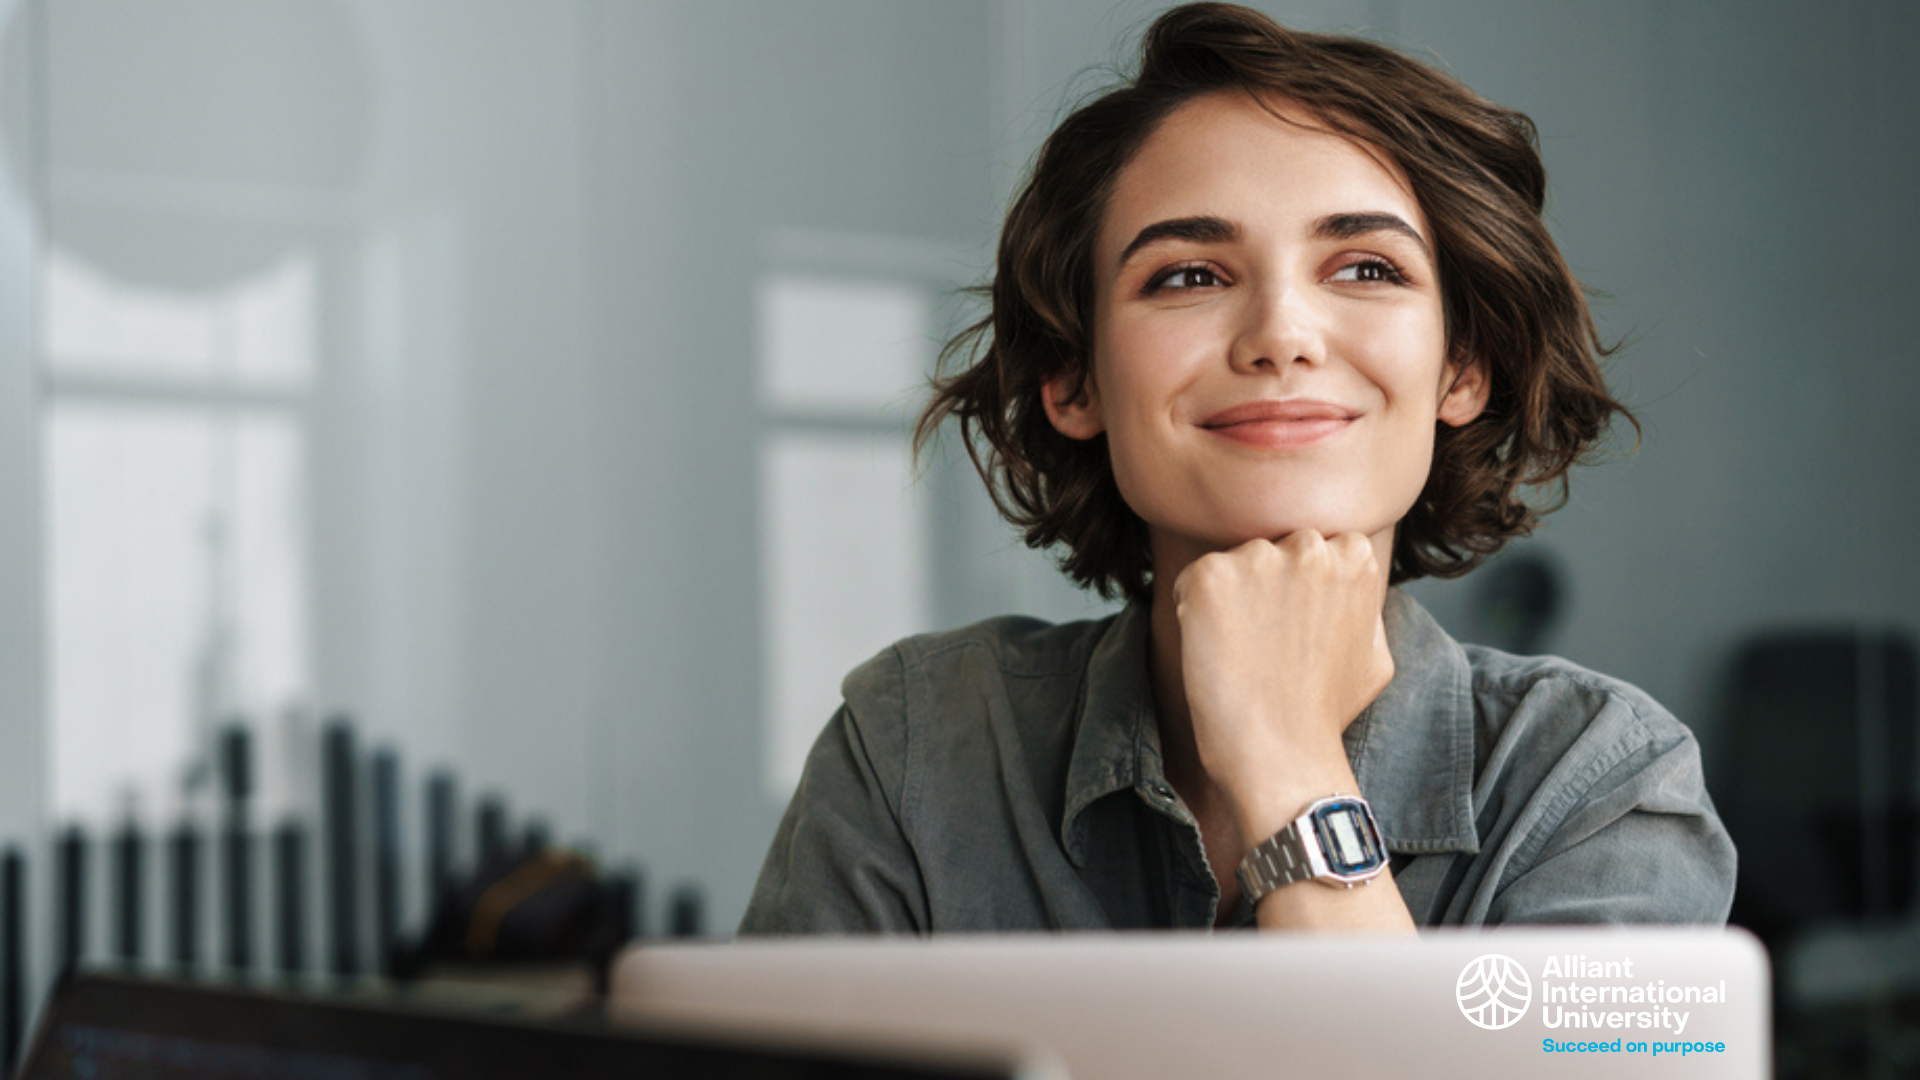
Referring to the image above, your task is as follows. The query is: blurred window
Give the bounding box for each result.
[43,247,314,822]
[756,264,937,798]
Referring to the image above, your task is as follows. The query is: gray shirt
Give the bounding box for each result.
[740,589,1735,933]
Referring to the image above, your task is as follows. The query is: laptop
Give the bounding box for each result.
[612,928,1771,1079]
[14,971,1055,1079]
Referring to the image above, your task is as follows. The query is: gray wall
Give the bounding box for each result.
[0,0,38,847]
[0,0,1914,945]
[1386,1,1920,750]
[584,0,999,926]
[0,0,42,996]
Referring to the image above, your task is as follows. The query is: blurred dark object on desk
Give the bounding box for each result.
[403,846,630,967]
[0,714,705,1075]
[396,840,693,1007]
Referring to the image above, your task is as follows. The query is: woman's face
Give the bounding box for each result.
[1045,91,1488,575]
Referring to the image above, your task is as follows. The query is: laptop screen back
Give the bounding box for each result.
[613,928,1771,1080]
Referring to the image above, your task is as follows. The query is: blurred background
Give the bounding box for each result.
[0,0,1913,1071]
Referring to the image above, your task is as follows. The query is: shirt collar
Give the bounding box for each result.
[1059,588,1480,864]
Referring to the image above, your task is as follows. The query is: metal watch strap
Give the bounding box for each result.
[1235,822,1313,904]
[1235,794,1384,904]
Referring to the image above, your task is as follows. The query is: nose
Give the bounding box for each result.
[1227,280,1326,374]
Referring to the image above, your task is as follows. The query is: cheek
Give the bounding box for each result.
[1101,421,1161,518]
[1338,311,1449,511]
[1342,309,1448,410]
[1089,335,1185,517]
[1091,322,1171,429]
[1097,315,1208,401]
[1089,369,1160,510]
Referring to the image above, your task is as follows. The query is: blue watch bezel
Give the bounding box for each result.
[1308,796,1385,877]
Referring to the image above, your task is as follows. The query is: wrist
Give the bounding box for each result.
[1236,793,1388,904]
[1221,753,1360,851]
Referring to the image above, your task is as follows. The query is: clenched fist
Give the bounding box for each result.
[1170,530,1394,836]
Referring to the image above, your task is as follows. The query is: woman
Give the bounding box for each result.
[741,2,1733,933]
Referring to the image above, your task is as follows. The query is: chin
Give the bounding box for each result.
[1131,485,1406,558]
[1214,506,1376,545]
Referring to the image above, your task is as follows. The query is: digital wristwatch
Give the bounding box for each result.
[1234,794,1387,904]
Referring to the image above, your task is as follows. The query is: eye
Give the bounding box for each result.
[1143,263,1226,294]
[1327,257,1411,286]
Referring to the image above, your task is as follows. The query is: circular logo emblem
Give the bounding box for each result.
[1457,953,1532,1030]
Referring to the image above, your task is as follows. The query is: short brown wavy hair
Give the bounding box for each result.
[916,2,1634,602]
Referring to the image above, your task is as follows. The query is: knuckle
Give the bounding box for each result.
[1183,552,1230,594]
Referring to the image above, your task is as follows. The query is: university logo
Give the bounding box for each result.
[1457,953,1532,1030]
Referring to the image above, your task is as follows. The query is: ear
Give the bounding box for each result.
[1041,369,1105,440]
[1437,354,1490,427]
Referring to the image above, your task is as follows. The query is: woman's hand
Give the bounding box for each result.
[1170,529,1394,838]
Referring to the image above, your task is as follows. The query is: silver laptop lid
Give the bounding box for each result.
[613,928,1769,1080]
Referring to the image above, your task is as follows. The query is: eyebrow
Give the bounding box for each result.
[1116,216,1239,269]
[1313,211,1431,258]
[1114,210,1431,270]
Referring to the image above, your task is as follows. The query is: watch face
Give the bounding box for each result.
[1311,799,1384,876]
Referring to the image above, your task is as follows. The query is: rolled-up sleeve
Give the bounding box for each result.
[738,653,928,935]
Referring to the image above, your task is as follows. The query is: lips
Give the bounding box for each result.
[1201,399,1357,427]
[1199,399,1359,448]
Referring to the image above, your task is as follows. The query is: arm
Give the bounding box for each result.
[737,696,928,935]
[1486,727,1736,925]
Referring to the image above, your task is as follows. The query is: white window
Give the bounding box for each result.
[755,242,951,798]
[752,230,1115,798]
[44,247,314,823]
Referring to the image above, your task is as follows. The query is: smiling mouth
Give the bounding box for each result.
[1200,400,1359,448]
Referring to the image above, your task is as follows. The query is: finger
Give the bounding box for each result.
[1322,533,1365,580]
[1275,528,1326,557]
